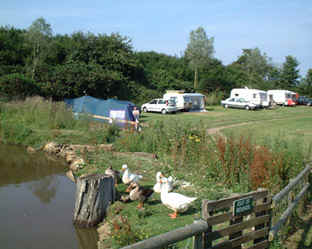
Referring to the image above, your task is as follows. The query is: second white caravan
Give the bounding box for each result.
[230,88,269,108]
[163,90,206,112]
[267,90,296,106]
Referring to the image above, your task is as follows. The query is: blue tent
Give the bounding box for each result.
[64,96,136,127]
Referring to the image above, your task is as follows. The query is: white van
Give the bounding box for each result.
[230,87,269,108]
[267,90,296,106]
[163,90,205,112]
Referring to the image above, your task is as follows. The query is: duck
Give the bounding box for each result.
[160,178,197,219]
[153,172,164,193]
[153,172,174,193]
[121,164,143,185]
[105,165,121,186]
[126,182,154,209]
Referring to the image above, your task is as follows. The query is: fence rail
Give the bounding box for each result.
[120,164,311,249]
[269,163,311,241]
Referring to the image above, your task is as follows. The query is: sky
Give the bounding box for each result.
[1,0,311,76]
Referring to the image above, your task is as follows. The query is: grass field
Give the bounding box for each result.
[94,106,312,248]
[1,98,311,248]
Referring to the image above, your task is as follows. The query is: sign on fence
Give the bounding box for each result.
[233,197,253,216]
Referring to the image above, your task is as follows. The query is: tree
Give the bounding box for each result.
[26,17,52,79]
[0,26,28,76]
[185,27,214,90]
[233,48,274,89]
[279,55,300,90]
[301,69,312,96]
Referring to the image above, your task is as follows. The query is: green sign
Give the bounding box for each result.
[233,197,253,216]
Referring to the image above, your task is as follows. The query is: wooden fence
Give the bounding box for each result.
[121,164,311,249]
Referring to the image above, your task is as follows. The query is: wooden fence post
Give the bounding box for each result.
[193,220,204,249]
[254,191,271,248]
[201,200,212,248]
[73,174,115,228]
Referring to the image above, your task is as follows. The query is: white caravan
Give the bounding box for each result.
[267,90,296,106]
[163,90,205,112]
[230,87,269,108]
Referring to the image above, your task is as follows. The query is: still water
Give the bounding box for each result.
[0,144,98,249]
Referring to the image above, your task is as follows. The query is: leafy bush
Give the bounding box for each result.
[0,73,39,99]
[204,90,225,106]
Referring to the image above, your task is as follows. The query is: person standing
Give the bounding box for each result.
[132,106,140,131]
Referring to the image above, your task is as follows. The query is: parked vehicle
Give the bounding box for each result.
[163,90,205,111]
[221,97,258,110]
[296,96,311,105]
[141,98,178,114]
[267,90,296,106]
[230,87,269,108]
[305,98,312,106]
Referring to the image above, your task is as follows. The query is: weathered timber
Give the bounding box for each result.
[269,183,310,241]
[73,174,115,228]
[212,228,269,249]
[254,196,271,247]
[205,202,271,225]
[272,164,311,206]
[209,215,270,241]
[201,200,213,248]
[229,216,243,249]
[204,189,268,212]
[120,220,208,249]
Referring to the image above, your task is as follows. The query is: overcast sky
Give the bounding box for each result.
[1,0,311,76]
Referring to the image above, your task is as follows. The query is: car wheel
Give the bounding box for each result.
[143,107,147,112]
[224,104,228,109]
[245,105,250,110]
[161,109,167,114]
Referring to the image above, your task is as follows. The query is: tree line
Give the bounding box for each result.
[0,18,311,104]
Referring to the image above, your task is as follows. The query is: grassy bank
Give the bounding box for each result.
[0,97,311,248]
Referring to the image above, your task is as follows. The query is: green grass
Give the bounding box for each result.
[1,98,311,248]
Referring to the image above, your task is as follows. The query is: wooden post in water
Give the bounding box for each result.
[73,174,115,228]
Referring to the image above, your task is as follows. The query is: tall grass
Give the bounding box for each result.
[204,90,225,106]
[114,120,310,194]
[1,97,309,194]
[0,96,121,147]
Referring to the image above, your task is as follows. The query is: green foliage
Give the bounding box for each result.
[299,68,312,96]
[279,55,300,90]
[269,238,285,249]
[0,26,28,76]
[1,18,312,104]
[185,26,215,89]
[135,51,193,94]
[0,73,39,99]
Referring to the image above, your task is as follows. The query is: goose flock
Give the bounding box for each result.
[106,164,197,219]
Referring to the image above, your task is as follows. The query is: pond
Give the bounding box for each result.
[0,144,98,249]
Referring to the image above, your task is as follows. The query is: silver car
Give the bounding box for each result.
[221,97,258,110]
[141,98,178,114]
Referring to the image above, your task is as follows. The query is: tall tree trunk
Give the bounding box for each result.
[194,67,198,90]
[73,174,115,228]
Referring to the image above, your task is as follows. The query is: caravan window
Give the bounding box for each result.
[235,94,239,97]
[253,94,256,98]
[183,96,191,103]
[170,97,177,104]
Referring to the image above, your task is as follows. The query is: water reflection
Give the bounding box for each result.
[0,144,98,249]
[27,176,58,204]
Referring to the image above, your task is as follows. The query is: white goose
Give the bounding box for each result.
[121,164,143,185]
[153,172,174,193]
[160,178,197,219]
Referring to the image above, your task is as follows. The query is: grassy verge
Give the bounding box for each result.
[1,97,311,248]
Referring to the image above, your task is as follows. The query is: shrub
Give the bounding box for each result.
[0,73,39,99]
